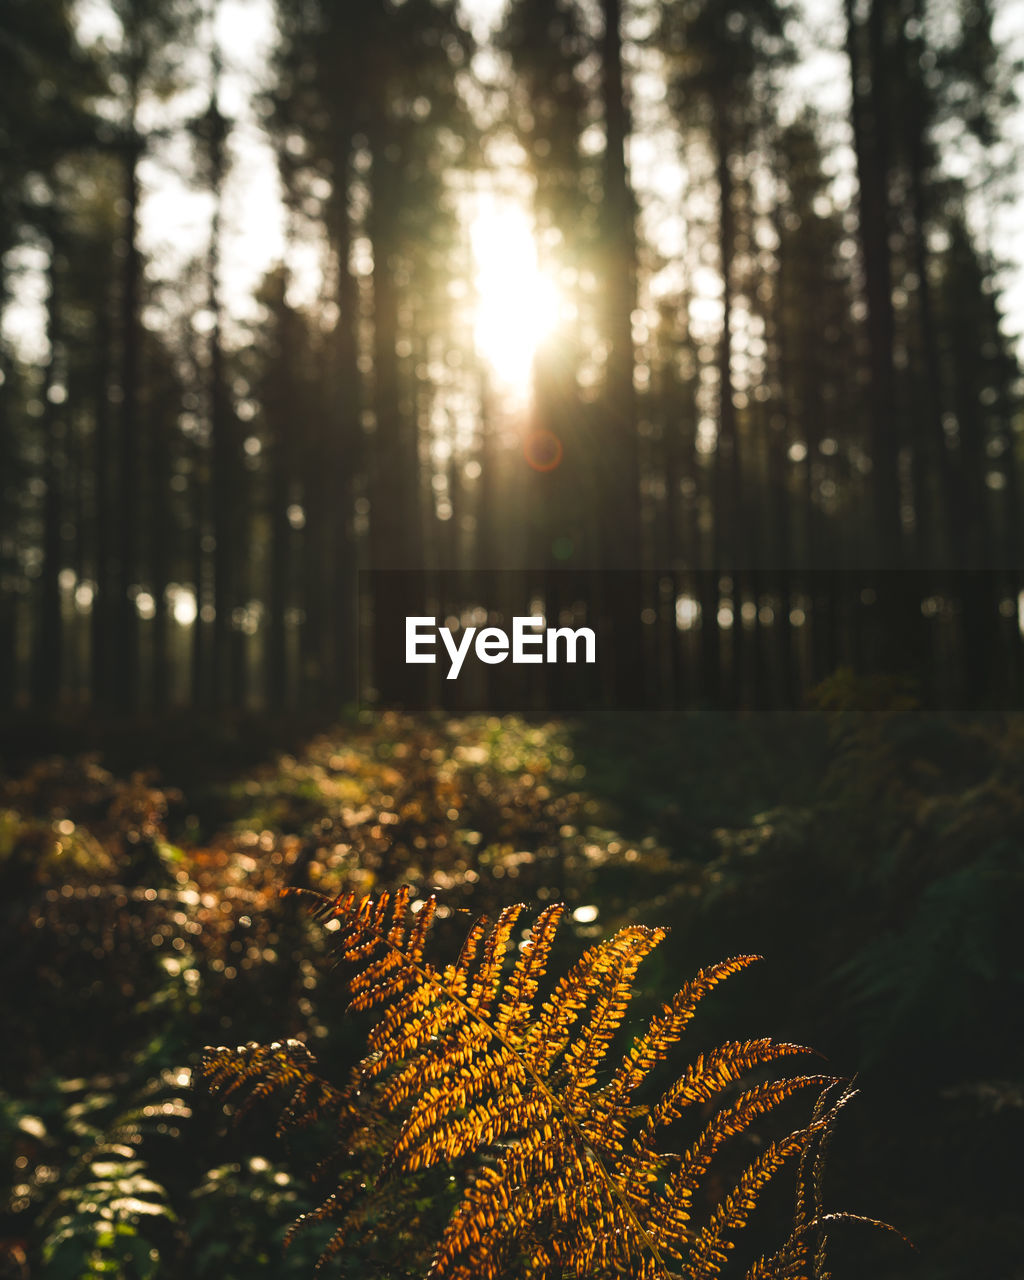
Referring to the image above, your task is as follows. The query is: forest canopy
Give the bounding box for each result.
[2,0,1023,713]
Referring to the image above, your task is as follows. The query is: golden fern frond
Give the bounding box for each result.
[743,1212,910,1280]
[741,1077,910,1280]
[283,1180,366,1262]
[519,925,661,1076]
[654,1038,819,1125]
[495,901,565,1037]
[199,1038,349,1139]
[601,1036,819,1210]
[200,889,895,1279]
[643,1074,833,1259]
[793,1078,836,1236]
[743,1236,812,1280]
[686,1128,817,1278]
[608,956,762,1101]
[560,923,667,1096]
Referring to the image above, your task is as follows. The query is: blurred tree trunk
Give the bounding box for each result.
[300,345,330,708]
[997,380,1023,698]
[598,0,643,701]
[190,355,208,710]
[765,215,795,707]
[330,140,361,705]
[264,272,294,714]
[0,281,15,712]
[475,364,499,572]
[91,290,114,706]
[116,112,143,713]
[33,245,64,711]
[150,344,172,710]
[898,6,948,700]
[202,72,235,710]
[368,129,421,705]
[844,0,913,670]
[710,99,744,706]
[944,220,1001,705]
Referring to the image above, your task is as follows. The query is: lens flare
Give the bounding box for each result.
[524,428,563,472]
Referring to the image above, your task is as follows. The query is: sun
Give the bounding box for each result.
[470,199,562,393]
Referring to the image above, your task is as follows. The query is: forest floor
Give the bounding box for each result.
[1,680,1021,1278]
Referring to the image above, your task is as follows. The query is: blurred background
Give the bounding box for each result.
[1,1,1023,1278]
[3,0,1024,711]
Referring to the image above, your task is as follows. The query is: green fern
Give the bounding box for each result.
[200,887,897,1278]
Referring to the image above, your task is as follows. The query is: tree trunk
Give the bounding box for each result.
[0,271,16,712]
[331,143,361,705]
[151,355,171,711]
[191,410,208,711]
[116,128,143,713]
[91,290,113,706]
[34,247,64,710]
[368,129,421,706]
[266,275,293,714]
[844,0,912,670]
[598,0,643,702]
[206,89,233,710]
[712,101,742,706]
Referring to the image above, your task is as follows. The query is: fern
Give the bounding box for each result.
[200,887,892,1279]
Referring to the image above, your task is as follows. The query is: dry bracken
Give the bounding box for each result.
[199,886,894,1278]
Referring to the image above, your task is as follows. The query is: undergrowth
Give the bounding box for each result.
[201,886,897,1279]
[1,690,1019,1276]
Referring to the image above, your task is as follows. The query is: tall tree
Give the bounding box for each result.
[500,0,594,620]
[501,0,647,696]
[662,0,790,702]
[772,115,866,683]
[597,0,644,698]
[190,47,238,708]
[843,0,918,670]
[254,268,300,712]
[272,0,473,705]
[102,0,195,710]
[270,2,360,706]
[32,222,66,710]
[0,0,98,710]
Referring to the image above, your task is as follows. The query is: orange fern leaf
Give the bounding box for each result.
[199,889,898,1280]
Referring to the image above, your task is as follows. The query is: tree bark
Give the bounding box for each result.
[116,125,143,713]
[844,0,914,671]
[598,0,643,703]
[34,247,64,711]
[368,127,422,705]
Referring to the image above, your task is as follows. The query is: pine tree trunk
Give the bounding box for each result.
[266,276,293,714]
[151,364,170,711]
[117,130,143,713]
[34,248,64,711]
[368,132,421,705]
[844,0,913,671]
[599,0,643,702]
[208,135,232,710]
[91,292,113,706]
[0,273,16,712]
[191,421,208,711]
[768,207,796,706]
[331,145,361,704]
[712,103,742,706]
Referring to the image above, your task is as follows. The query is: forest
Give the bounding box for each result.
[3,0,1024,712]
[2,0,1023,1277]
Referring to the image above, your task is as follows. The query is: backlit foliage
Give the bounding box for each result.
[201,887,888,1278]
